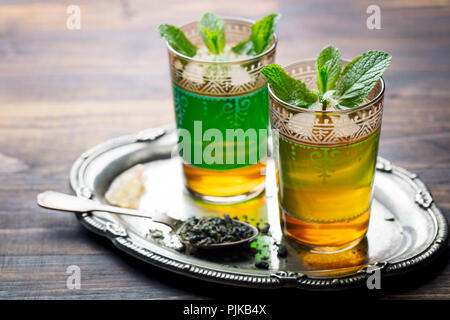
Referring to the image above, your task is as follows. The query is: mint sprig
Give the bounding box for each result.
[158,13,280,59]
[157,24,197,57]
[335,50,391,107]
[232,14,280,56]
[262,46,391,109]
[198,13,226,55]
[261,64,317,108]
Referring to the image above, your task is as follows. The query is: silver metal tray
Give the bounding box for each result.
[70,125,448,290]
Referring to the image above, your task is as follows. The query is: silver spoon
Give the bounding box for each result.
[37,191,259,250]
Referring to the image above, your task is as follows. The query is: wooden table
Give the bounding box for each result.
[1,0,449,300]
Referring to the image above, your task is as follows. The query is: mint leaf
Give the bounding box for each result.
[250,13,280,54]
[232,13,280,55]
[261,64,317,108]
[231,39,254,56]
[316,45,341,93]
[157,24,197,57]
[335,50,391,108]
[198,13,226,54]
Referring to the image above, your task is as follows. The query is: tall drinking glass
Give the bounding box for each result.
[165,18,277,203]
[269,59,385,252]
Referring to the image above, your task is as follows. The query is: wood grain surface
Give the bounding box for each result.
[0,0,449,300]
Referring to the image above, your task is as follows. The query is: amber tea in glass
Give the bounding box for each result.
[269,60,385,252]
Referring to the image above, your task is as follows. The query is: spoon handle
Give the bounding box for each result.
[37,191,173,225]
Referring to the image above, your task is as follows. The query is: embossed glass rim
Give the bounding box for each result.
[165,16,278,65]
[268,58,385,115]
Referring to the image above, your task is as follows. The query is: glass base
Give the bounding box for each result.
[182,162,266,204]
[286,234,365,254]
[280,207,370,253]
[186,181,265,204]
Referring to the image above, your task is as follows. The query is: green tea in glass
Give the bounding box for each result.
[159,13,279,203]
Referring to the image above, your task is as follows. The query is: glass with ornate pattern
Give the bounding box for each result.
[269,59,385,252]
[165,18,277,203]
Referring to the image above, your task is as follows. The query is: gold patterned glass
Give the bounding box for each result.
[166,18,277,204]
[269,59,385,252]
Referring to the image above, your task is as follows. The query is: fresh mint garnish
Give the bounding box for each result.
[198,13,226,55]
[316,45,341,93]
[335,50,392,107]
[157,24,197,57]
[158,13,280,59]
[262,47,391,109]
[232,14,280,56]
[261,64,318,108]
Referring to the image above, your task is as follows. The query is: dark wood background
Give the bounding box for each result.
[1,0,449,300]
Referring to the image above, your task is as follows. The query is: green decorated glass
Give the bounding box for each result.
[269,59,385,252]
[165,17,277,203]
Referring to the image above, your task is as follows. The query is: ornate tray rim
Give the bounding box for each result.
[69,126,449,290]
